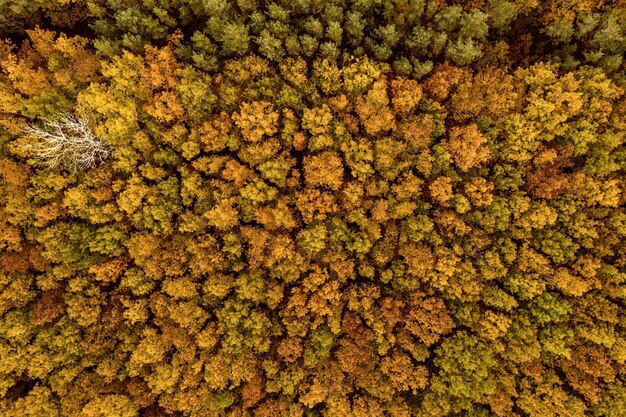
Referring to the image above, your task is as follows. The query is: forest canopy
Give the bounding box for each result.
[1,1,626,416]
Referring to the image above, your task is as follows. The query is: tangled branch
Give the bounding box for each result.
[0,15,23,34]
[21,112,112,172]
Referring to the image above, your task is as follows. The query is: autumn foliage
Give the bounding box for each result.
[1,1,626,416]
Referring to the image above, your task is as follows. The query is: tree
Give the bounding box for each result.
[21,112,112,172]
[444,124,491,172]
[3,2,626,416]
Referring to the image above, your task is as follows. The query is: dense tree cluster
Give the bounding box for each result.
[1,1,626,416]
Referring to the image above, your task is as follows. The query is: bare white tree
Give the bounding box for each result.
[21,112,112,172]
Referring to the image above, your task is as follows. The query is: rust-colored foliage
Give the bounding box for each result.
[1,1,626,417]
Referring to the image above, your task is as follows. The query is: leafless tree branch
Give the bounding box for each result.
[0,15,24,34]
[21,112,112,172]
